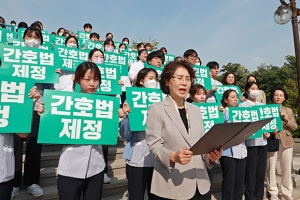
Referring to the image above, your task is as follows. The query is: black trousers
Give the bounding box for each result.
[13,111,42,187]
[244,145,267,200]
[153,189,208,200]
[220,156,247,200]
[57,171,104,200]
[0,179,13,200]
[205,165,215,199]
[102,146,108,173]
[126,164,155,200]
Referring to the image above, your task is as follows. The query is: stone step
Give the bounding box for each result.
[14,174,128,200]
[22,146,125,168]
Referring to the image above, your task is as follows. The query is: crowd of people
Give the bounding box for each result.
[0,16,298,200]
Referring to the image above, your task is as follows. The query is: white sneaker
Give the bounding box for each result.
[11,187,19,199]
[103,173,111,184]
[27,184,43,197]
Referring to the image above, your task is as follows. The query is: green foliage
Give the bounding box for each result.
[217,62,250,89]
[283,78,298,113]
[129,36,159,51]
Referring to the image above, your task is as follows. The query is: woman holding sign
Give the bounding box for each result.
[266,88,297,200]
[220,90,247,200]
[118,68,159,200]
[146,61,222,200]
[38,62,106,200]
[239,81,269,200]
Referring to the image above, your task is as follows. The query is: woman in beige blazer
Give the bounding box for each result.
[146,61,222,200]
[266,88,297,200]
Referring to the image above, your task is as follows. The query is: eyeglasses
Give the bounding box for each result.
[171,76,191,83]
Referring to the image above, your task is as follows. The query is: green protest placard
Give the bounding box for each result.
[84,40,104,50]
[7,38,53,51]
[38,90,120,145]
[0,28,7,43]
[17,28,48,39]
[215,85,242,103]
[52,35,66,46]
[104,51,128,76]
[4,24,16,32]
[42,33,53,44]
[124,50,138,66]
[193,103,224,133]
[228,104,282,139]
[54,46,89,71]
[193,65,213,90]
[164,54,176,64]
[126,87,164,131]
[0,44,59,83]
[0,76,34,133]
[74,64,122,95]
[255,104,283,135]
[77,31,90,40]
[144,63,164,77]
[6,31,17,40]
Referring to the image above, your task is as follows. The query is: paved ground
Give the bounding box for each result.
[102,153,300,200]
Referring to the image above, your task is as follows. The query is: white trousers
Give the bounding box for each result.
[266,142,293,199]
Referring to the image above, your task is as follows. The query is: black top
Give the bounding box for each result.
[178,108,188,133]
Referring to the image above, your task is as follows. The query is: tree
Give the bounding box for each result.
[217,62,250,89]
[283,78,298,114]
[129,36,159,51]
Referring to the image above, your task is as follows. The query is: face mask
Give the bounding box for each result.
[58,32,63,36]
[11,24,16,26]
[67,43,77,48]
[144,80,158,88]
[123,41,128,44]
[249,90,260,99]
[105,46,114,52]
[92,58,104,64]
[24,39,41,48]
[195,63,200,66]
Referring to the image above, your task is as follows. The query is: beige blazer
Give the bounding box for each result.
[276,106,297,148]
[146,96,213,199]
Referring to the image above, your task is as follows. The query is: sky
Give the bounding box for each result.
[0,0,297,72]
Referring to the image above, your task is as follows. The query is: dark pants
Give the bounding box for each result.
[153,189,208,200]
[102,146,108,173]
[126,164,155,200]
[205,165,215,199]
[13,111,42,187]
[120,91,127,107]
[220,156,247,200]
[0,179,13,200]
[57,171,104,200]
[244,145,267,200]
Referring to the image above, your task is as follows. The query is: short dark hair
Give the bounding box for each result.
[174,56,183,62]
[62,30,70,37]
[65,36,79,48]
[17,22,28,29]
[160,47,167,54]
[206,61,219,69]
[137,49,148,61]
[105,32,113,39]
[104,38,115,48]
[147,50,164,63]
[137,43,145,50]
[0,16,5,24]
[89,32,100,40]
[135,68,158,87]
[247,74,258,83]
[160,61,196,94]
[187,84,207,103]
[11,20,16,24]
[145,43,151,47]
[244,81,259,92]
[35,21,43,28]
[270,88,288,102]
[88,48,104,59]
[51,32,56,35]
[196,57,202,65]
[57,27,65,34]
[222,72,237,85]
[118,43,127,50]
[84,23,92,29]
[221,89,238,108]
[73,62,101,91]
[23,26,43,44]
[30,22,42,30]
[183,49,198,58]
[122,37,129,44]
